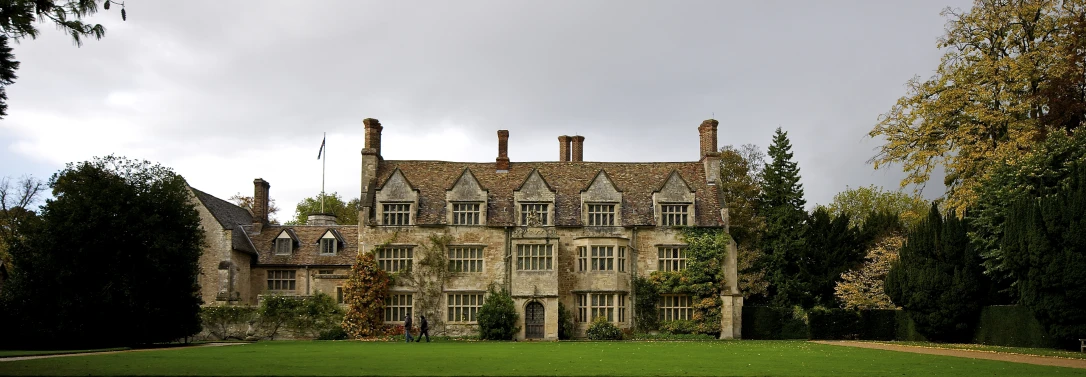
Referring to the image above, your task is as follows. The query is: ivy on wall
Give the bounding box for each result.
[395,233,454,335]
[637,227,731,335]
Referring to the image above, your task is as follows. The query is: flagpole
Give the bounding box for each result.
[321,132,326,214]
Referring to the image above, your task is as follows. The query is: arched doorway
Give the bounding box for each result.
[525,301,545,339]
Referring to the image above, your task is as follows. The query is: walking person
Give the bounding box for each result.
[416,315,430,342]
[403,314,414,343]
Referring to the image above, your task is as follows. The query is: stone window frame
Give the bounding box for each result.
[450,202,483,226]
[273,229,299,256]
[376,245,414,272]
[576,292,627,323]
[446,291,484,323]
[515,243,554,271]
[657,245,688,272]
[447,245,484,273]
[336,286,344,304]
[384,292,413,323]
[659,203,692,226]
[266,269,296,291]
[651,171,696,227]
[319,238,337,255]
[585,202,618,227]
[518,202,551,226]
[573,238,630,274]
[380,202,413,226]
[513,169,556,227]
[658,294,693,321]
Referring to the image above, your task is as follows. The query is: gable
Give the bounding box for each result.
[377,169,419,203]
[446,168,487,202]
[514,169,556,202]
[581,170,621,202]
[275,228,300,245]
[321,229,347,247]
[654,171,695,203]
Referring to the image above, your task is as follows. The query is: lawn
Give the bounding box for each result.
[0,340,1083,376]
[0,348,126,358]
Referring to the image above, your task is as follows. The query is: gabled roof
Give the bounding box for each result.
[274,228,300,245]
[515,168,556,193]
[446,168,488,192]
[581,169,623,193]
[373,160,723,226]
[377,168,417,191]
[321,228,347,247]
[655,170,695,194]
[190,187,253,230]
[251,225,359,266]
[231,227,257,256]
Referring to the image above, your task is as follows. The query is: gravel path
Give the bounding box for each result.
[0,343,245,362]
[812,340,1086,369]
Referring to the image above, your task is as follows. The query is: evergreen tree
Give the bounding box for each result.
[800,208,865,308]
[0,156,203,348]
[341,251,390,339]
[477,284,518,340]
[885,205,987,342]
[1001,164,1086,347]
[758,127,807,307]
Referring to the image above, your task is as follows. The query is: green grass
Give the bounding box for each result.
[0,340,1084,376]
[0,347,127,358]
[873,341,1086,360]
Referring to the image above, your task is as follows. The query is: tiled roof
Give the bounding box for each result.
[251,225,359,266]
[374,161,724,227]
[190,187,253,230]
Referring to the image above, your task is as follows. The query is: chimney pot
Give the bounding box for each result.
[699,119,720,160]
[252,178,271,226]
[571,135,585,162]
[558,135,571,162]
[496,130,510,171]
[363,118,383,157]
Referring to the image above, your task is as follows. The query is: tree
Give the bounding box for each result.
[820,185,928,229]
[477,284,518,340]
[0,156,203,348]
[342,250,390,339]
[758,127,808,307]
[972,129,1086,289]
[0,0,127,119]
[228,193,280,223]
[285,192,359,225]
[1000,164,1086,348]
[0,175,44,276]
[885,205,987,342]
[719,144,769,300]
[800,208,866,308]
[835,234,904,310]
[869,1,1086,215]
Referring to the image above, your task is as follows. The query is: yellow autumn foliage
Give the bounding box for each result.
[835,234,905,310]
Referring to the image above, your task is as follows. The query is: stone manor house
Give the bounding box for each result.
[189,119,742,340]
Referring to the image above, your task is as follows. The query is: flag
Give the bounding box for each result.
[317,136,326,160]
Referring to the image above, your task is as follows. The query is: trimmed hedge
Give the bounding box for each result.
[806,309,901,340]
[741,306,807,339]
[973,305,1056,348]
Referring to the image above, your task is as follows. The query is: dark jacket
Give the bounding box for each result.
[404,315,412,330]
[420,316,429,331]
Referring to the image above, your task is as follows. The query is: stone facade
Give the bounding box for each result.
[188,117,742,340]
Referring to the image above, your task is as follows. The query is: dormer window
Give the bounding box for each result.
[520,203,549,226]
[320,239,336,255]
[273,229,298,255]
[660,204,690,226]
[319,229,345,256]
[587,204,615,226]
[452,203,481,225]
[382,203,412,225]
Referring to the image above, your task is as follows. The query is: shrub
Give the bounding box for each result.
[659,320,698,334]
[294,292,344,338]
[342,250,390,339]
[200,306,257,340]
[807,308,861,340]
[628,332,716,341]
[558,302,575,340]
[585,316,622,340]
[632,276,659,332]
[477,285,518,340]
[317,325,349,341]
[259,295,304,340]
[741,306,808,339]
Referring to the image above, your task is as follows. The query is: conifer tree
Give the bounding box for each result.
[758,128,808,307]
[341,251,390,338]
[885,205,986,342]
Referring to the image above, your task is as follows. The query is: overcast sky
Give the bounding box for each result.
[0,0,971,222]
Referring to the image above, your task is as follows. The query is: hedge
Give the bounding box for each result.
[741,306,807,339]
[973,305,1056,348]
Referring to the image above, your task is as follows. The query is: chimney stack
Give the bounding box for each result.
[363,118,383,158]
[558,135,571,162]
[253,178,271,231]
[496,130,510,172]
[699,119,720,160]
[571,135,585,162]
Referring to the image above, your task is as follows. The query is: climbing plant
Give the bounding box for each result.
[643,227,731,335]
[394,233,454,336]
[342,244,390,339]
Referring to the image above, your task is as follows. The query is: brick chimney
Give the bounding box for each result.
[699,119,720,160]
[252,178,270,231]
[571,135,585,162]
[558,135,571,162]
[496,130,510,172]
[362,118,383,158]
